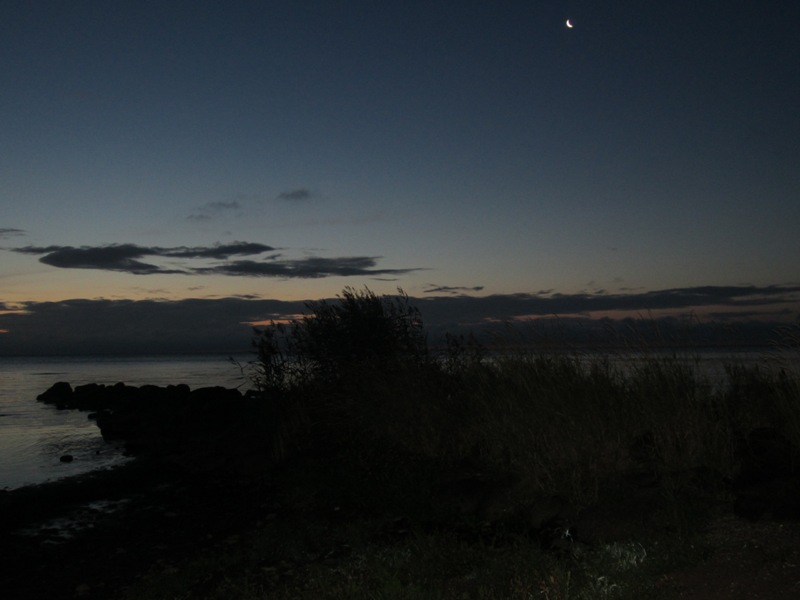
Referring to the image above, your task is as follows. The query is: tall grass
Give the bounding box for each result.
[247,289,800,512]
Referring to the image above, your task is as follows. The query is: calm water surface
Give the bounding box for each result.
[0,355,252,490]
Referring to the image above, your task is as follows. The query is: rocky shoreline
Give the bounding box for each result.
[36,381,262,460]
[2,381,278,599]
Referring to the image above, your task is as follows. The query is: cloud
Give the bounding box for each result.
[13,243,274,275]
[10,242,421,279]
[424,285,485,295]
[417,284,800,326]
[14,244,180,274]
[276,188,314,202]
[197,256,420,279]
[154,242,275,259]
[187,200,242,221]
[208,201,241,210]
[0,297,307,355]
[1,285,797,355]
[0,228,26,239]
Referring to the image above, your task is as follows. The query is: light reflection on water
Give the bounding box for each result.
[0,354,252,490]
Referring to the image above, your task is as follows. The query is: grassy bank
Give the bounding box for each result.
[113,289,800,598]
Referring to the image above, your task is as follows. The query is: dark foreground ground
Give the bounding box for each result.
[3,454,800,600]
[0,458,278,600]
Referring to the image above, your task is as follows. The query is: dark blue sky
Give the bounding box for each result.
[1,1,798,353]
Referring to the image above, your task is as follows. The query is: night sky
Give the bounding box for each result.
[2,1,799,354]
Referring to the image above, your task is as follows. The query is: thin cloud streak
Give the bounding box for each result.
[424,285,485,295]
[187,200,243,221]
[196,257,420,279]
[276,189,315,202]
[0,228,26,239]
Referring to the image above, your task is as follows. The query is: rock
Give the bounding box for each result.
[94,410,141,442]
[191,385,241,399]
[167,383,191,396]
[37,381,73,406]
[72,383,110,411]
[60,455,74,463]
[37,380,259,468]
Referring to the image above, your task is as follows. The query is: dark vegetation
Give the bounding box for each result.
[4,287,800,599]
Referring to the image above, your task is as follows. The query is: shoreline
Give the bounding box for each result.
[1,454,275,600]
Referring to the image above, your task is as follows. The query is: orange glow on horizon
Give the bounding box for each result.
[243,314,305,327]
[489,303,799,324]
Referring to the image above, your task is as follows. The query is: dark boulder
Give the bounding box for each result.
[190,386,243,404]
[167,383,191,396]
[38,380,265,472]
[72,383,112,411]
[37,382,73,407]
[94,409,142,442]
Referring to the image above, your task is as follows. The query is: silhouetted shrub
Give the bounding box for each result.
[249,287,438,462]
[252,286,429,391]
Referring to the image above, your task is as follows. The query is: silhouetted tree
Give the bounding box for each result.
[252,286,429,391]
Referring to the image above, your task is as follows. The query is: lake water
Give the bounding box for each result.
[0,354,253,490]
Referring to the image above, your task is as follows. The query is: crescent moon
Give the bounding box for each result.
[566,19,573,28]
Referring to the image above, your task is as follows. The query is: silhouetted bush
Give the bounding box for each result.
[249,287,440,462]
[252,286,429,392]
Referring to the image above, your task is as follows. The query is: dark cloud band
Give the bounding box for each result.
[10,242,420,279]
[418,285,800,325]
[2,285,798,356]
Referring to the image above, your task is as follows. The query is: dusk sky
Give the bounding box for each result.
[2,1,799,354]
